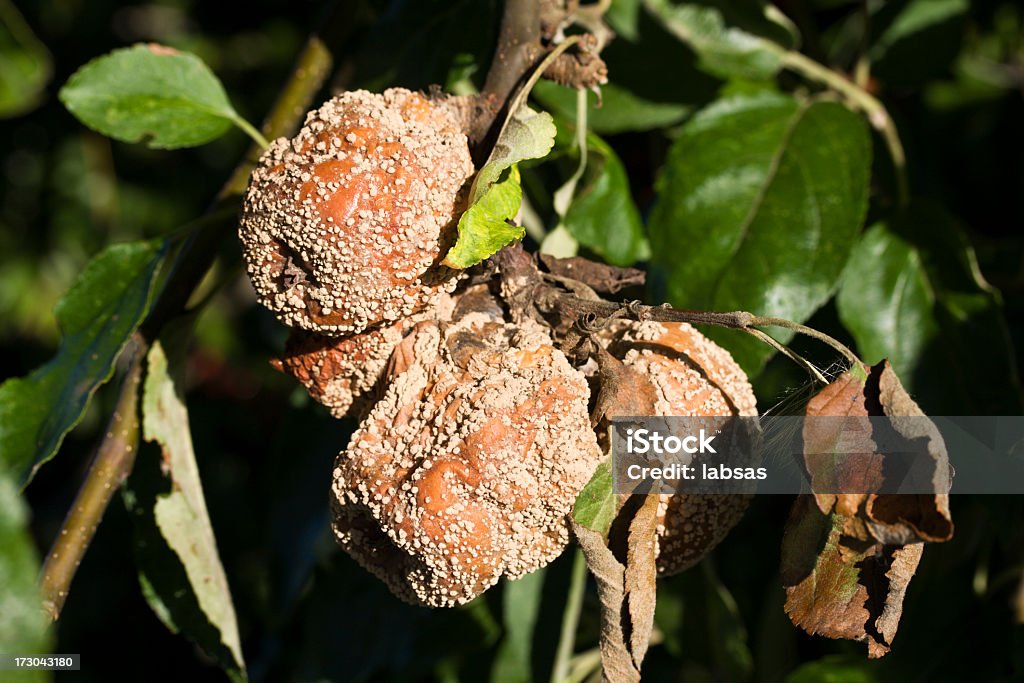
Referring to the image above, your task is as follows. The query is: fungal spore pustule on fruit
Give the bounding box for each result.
[239,88,475,335]
[331,316,603,607]
[598,319,758,576]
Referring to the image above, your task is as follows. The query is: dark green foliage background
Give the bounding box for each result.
[2,0,1023,681]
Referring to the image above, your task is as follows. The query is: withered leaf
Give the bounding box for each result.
[572,494,660,682]
[802,361,953,546]
[803,365,882,521]
[785,361,953,657]
[869,361,954,544]
[781,496,923,658]
[538,253,646,293]
[624,495,659,669]
[591,345,659,427]
[572,519,638,683]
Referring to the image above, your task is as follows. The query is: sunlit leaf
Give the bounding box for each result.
[442,165,526,269]
[836,202,1023,415]
[649,91,870,373]
[60,44,247,149]
[128,335,246,680]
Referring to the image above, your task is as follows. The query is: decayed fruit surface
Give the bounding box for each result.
[239,87,475,335]
[331,317,603,607]
[272,293,457,419]
[602,320,758,576]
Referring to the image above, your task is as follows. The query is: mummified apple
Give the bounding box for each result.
[601,320,758,575]
[239,88,474,335]
[331,316,603,606]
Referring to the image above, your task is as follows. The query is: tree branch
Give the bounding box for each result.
[472,0,543,149]
[40,342,143,620]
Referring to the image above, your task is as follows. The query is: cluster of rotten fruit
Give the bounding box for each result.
[239,88,757,607]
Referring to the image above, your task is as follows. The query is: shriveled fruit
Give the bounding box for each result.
[272,321,406,420]
[332,318,602,607]
[239,88,475,335]
[271,284,500,419]
[602,320,758,576]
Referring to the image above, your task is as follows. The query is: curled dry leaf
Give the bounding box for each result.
[784,360,953,657]
[572,320,757,681]
[781,496,924,658]
[571,494,660,683]
[538,253,646,294]
[801,360,953,545]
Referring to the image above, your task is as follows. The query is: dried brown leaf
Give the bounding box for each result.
[780,496,922,658]
[803,367,882,519]
[785,361,954,656]
[572,494,661,682]
[572,519,638,683]
[538,254,646,293]
[591,345,659,427]
[802,361,953,545]
[624,495,659,669]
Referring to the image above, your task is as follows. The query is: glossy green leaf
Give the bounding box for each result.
[131,335,246,679]
[0,240,164,486]
[60,44,245,149]
[563,134,648,266]
[443,165,526,269]
[643,0,795,80]
[648,91,870,373]
[0,0,52,118]
[836,202,1023,415]
[0,471,51,683]
[572,460,615,536]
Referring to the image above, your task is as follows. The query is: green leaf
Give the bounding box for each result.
[469,106,556,205]
[0,471,52,683]
[490,568,546,683]
[572,460,616,536]
[786,656,876,683]
[563,134,649,267]
[648,91,871,373]
[869,0,968,86]
[443,165,526,269]
[871,0,968,59]
[607,0,642,40]
[0,0,52,118]
[59,44,247,149]
[129,335,247,679]
[643,0,795,80]
[443,103,556,268]
[533,80,690,134]
[0,240,165,486]
[836,202,1024,415]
